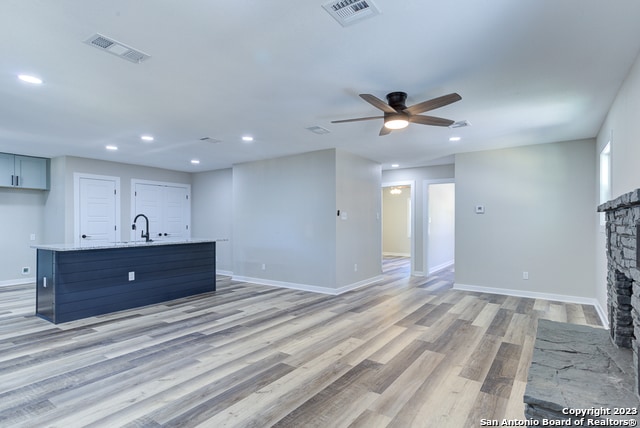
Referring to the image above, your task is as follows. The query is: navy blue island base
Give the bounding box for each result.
[34,240,216,324]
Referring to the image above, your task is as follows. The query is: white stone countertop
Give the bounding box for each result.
[31,238,227,252]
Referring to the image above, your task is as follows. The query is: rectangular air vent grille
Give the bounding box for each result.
[306,126,331,135]
[84,33,151,64]
[199,137,223,144]
[449,120,471,129]
[322,0,380,27]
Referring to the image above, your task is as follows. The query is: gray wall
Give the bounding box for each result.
[335,150,382,287]
[455,139,597,298]
[596,50,640,316]
[0,188,45,284]
[191,168,233,273]
[427,182,455,274]
[47,156,192,244]
[232,149,337,287]
[1,155,192,284]
[232,148,381,291]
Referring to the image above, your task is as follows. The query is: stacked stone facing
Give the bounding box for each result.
[598,188,640,395]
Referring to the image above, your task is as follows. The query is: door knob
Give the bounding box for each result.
[81,234,88,239]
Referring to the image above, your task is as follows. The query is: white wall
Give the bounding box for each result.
[191,168,233,274]
[427,182,455,274]
[596,50,640,316]
[455,139,597,299]
[382,164,455,274]
[0,188,45,284]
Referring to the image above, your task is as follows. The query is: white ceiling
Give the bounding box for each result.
[2,1,640,172]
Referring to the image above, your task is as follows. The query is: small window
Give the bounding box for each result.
[600,141,611,226]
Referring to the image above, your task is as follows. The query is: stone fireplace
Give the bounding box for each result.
[598,188,640,395]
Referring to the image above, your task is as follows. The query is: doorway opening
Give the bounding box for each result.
[382,181,414,274]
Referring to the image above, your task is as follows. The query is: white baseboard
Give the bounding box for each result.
[216,269,233,277]
[231,275,384,295]
[383,252,410,257]
[453,282,609,329]
[428,260,454,275]
[0,277,35,287]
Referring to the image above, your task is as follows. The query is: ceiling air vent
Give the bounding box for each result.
[449,120,471,129]
[322,0,380,27]
[84,33,151,64]
[199,137,222,144]
[306,126,331,135]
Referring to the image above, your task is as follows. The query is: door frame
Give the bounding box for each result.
[423,178,455,276]
[381,180,415,274]
[73,173,121,246]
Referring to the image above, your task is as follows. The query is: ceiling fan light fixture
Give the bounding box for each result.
[384,118,409,130]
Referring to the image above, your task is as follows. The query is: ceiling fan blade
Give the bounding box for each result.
[331,115,384,124]
[409,115,455,127]
[404,93,462,115]
[379,126,392,136]
[360,94,397,113]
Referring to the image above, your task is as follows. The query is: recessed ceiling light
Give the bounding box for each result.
[391,164,400,168]
[449,136,461,142]
[18,74,43,84]
[140,135,154,142]
[190,159,200,165]
[242,136,254,142]
[106,145,118,151]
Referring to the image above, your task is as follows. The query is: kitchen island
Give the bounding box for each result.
[33,240,218,324]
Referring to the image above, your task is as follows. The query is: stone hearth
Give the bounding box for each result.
[599,188,640,395]
[525,320,638,423]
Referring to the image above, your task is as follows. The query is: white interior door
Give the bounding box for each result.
[78,177,118,246]
[133,183,163,242]
[164,185,189,240]
[133,182,190,242]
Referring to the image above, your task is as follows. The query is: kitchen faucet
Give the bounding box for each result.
[132,213,152,242]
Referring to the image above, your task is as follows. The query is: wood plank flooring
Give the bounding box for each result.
[0,257,602,427]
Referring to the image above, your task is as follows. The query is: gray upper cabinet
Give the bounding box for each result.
[0,153,49,190]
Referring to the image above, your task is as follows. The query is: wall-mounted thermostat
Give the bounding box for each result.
[475,205,485,214]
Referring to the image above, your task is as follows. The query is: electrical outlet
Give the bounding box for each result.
[261,263,266,271]
[354,263,358,272]
[128,271,135,281]
[522,271,529,280]
[30,233,36,241]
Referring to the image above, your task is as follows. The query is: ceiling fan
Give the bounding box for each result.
[331,91,461,136]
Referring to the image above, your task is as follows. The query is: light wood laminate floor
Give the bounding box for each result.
[0,257,602,427]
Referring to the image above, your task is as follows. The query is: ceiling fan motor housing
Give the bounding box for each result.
[386,92,408,110]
